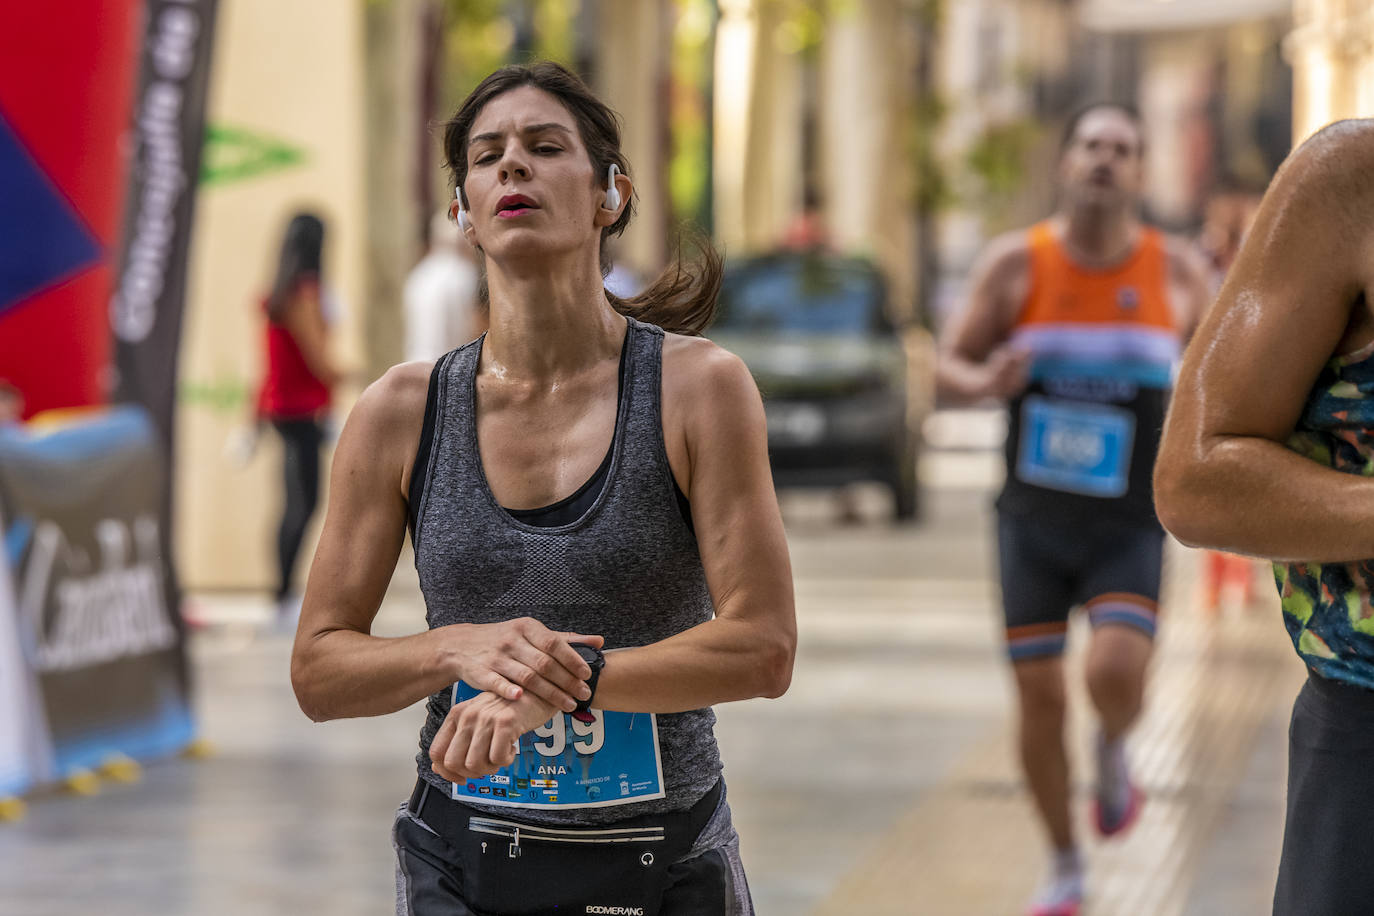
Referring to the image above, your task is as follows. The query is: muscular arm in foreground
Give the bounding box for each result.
[289,363,602,723]
[432,339,798,780]
[1154,120,1374,562]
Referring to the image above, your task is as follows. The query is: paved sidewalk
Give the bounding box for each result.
[803,545,1299,916]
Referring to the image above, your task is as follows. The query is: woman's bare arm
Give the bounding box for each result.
[289,363,601,721]
[587,338,797,712]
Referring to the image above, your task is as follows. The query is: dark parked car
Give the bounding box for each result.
[709,252,919,519]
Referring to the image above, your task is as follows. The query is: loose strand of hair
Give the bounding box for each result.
[607,227,721,337]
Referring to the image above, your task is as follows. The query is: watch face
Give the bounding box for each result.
[572,644,604,670]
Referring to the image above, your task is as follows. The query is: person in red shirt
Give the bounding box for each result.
[0,380,23,424]
[256,212,342,624]
[781,186,831,252]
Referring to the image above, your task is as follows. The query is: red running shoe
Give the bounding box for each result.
[1094,783,1144,838]
[1028,902,1081,916]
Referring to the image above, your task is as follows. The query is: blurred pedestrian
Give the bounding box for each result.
[290,62,794,916]
[1155,119,1374,916]
[1198,177,1263,280]
[781,186,831,252]
[0,381,22,424]
[936,103,1210,916]
[255,211,342,628]
[1195,178,1267,613]
[601,238,645,298]
[404,208,484,362]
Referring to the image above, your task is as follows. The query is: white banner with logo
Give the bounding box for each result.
[0,506,49,797]
[0,407,193,785]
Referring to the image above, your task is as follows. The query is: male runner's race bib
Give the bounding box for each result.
[1016,396,1135,498]
[448,681,665,810]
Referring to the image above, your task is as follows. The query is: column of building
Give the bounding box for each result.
[1287,0,1374,140]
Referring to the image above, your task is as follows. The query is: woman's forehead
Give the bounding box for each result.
[471,86,579,139]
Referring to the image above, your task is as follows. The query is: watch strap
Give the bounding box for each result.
[569,643,604,724]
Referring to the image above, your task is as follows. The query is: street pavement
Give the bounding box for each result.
[0,416,1305,914]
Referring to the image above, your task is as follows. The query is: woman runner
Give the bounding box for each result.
[289,62,796,916]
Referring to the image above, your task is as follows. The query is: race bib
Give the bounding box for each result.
[1016,396,1135,497]
[448,681,665,810]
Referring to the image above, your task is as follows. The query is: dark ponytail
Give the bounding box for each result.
[265,212,324,322]
[442,62,720,336]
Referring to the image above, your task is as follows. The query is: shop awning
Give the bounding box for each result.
[1081,0,1290,32]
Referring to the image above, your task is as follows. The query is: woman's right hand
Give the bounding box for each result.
[443,618,603,713]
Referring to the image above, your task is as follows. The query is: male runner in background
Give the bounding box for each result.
[936,103,1210,916]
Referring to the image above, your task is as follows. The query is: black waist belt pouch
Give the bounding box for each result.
[408,779,722,916]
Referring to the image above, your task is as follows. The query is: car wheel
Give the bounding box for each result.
[890,448,919,522]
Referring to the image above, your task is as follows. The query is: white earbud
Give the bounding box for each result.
[455,187,471,232]
[603,164,622,212]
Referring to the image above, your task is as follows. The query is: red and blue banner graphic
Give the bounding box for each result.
[0,1,144,419]
[0,2,215,796]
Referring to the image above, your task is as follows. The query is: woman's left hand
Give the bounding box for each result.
[429,690,558,781]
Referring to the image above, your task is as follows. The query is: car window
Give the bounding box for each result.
[716,258,891,335]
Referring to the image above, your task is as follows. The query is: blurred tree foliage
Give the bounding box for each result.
[529,0,577,63]
[898,0,1038,215]
[964,118,1039,205]
[383,0,1037,255]
[901,0,949,213]
[668,0,716,231]
[767,0,827,57]
[905,0,945,325]
[439,0,580,101]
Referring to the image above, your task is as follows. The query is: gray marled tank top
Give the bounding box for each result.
[410,317,723,826]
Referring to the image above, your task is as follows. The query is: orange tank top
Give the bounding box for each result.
[1016,221,1175,334]
[999,221,1180,525]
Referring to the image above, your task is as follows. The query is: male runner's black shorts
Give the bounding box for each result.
[997,510,1165,662]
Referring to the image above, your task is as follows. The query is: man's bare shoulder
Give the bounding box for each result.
[962,229,1035,329]
[978,229,1034,282]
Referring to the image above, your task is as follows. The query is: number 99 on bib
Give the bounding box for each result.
[448,681,666,809]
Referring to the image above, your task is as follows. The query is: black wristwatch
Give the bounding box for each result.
[569,643,605,724]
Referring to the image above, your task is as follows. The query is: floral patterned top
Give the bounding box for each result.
[1277,337,1374,689]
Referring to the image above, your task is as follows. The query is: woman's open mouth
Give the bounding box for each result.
[496,194,539,218]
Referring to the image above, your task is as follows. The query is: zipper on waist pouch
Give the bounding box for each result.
[466,816,666,846]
